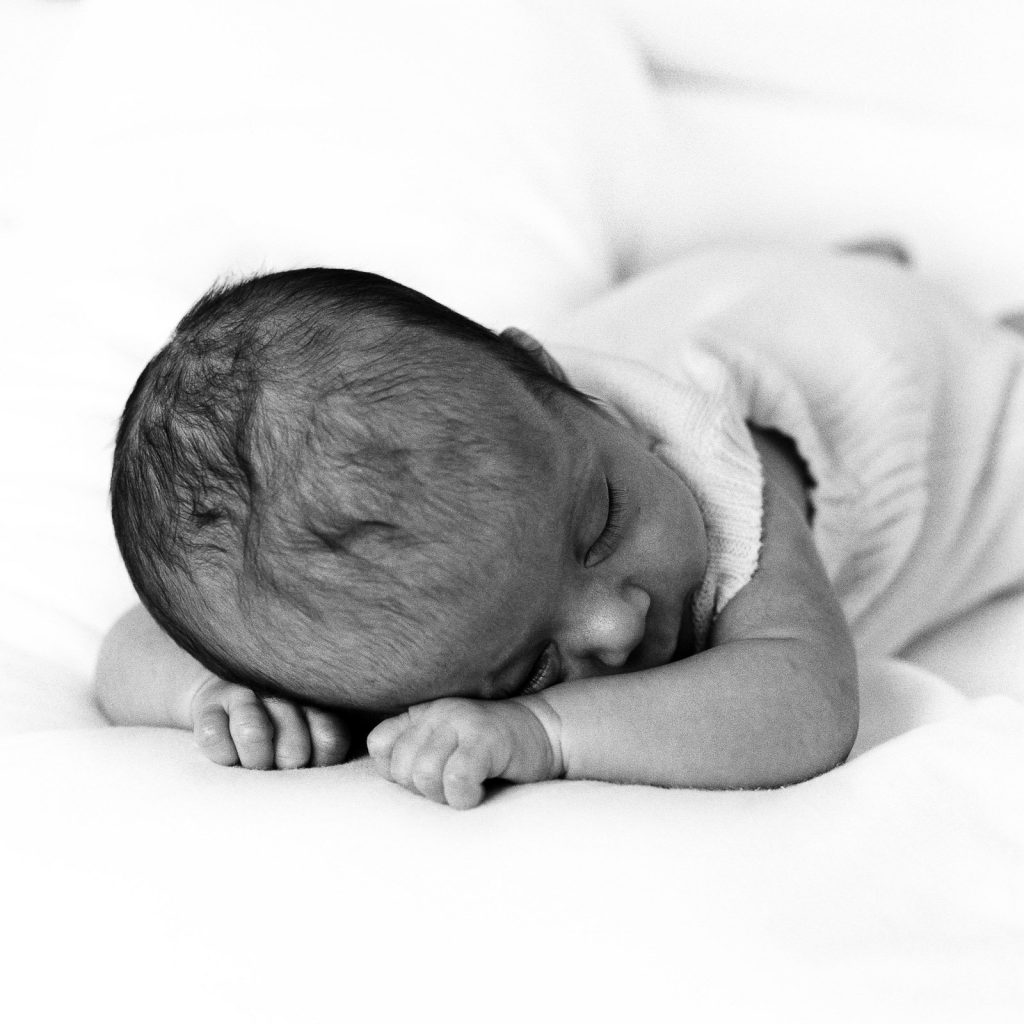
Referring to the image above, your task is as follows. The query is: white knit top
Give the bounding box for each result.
[548,246,1024,656]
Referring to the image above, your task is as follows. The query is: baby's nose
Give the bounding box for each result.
[568,584,651,671]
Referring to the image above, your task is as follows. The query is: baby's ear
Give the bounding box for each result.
[498,327,569,384]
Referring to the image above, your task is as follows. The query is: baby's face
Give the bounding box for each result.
[386,381,709,709]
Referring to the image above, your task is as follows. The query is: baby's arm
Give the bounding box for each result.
[369,429,858,805]
[521,428,857,790]
[95,604,351,769]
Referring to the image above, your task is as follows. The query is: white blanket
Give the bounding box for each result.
[3,2,1023,1021]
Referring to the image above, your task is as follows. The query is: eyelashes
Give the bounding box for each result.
[585,477,626,567]
[604,481,628,543]
[515,475,626,698]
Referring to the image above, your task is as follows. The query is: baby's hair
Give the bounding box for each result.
[111,268,583,710]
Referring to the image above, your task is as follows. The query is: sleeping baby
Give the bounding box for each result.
[96,244,1024,808]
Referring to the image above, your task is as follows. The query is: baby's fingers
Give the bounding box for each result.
[225,692,276,770]
[442,746,491,810]
[193,704,240,767]
[304,707,351,767]
[263,698,312,769]
[403,727,459,804]
[366,712,410,780]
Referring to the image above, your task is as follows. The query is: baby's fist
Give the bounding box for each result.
[191,677,350,770]
[366,697,556,809]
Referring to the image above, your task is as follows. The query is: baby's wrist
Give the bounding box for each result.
[509,694,565,780]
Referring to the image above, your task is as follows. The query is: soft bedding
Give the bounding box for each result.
[2,2,1023,1021]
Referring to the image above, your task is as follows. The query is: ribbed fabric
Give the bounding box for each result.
[693,330,929,629]
[687,265,935,643]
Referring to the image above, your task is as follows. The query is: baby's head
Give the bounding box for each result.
[112,269,707,714]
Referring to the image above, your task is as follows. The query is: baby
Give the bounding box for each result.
[98,258,886,808]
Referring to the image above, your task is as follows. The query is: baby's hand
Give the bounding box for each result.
[366,697,560,809]
[190,677,351,770]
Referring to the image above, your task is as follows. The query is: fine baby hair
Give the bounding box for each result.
[111,269,585,711]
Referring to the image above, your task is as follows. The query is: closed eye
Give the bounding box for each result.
[585,477,626,567]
